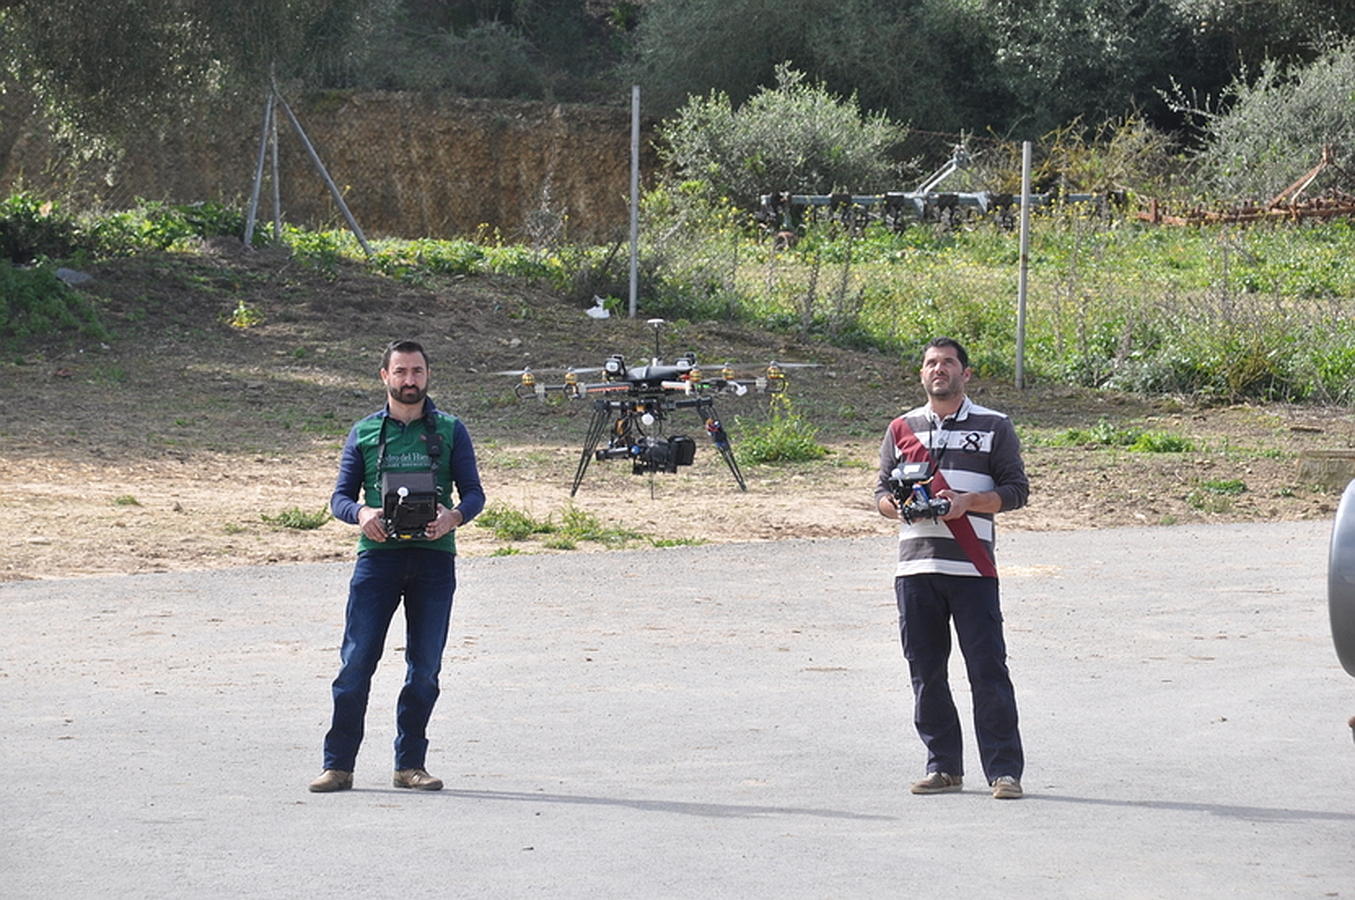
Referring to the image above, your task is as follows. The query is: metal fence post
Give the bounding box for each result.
[272,85,374,259]
[1016,140,1032,389]
[243,91,274,248]
[628,85,640,319]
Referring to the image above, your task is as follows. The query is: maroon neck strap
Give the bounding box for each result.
[890,416,998,578]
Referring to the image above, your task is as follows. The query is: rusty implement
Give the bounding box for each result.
[1139,145,1355,226]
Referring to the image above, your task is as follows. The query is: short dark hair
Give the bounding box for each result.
[922,336,969,369]
[382,339,429,370]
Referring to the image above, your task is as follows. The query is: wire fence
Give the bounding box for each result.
[8,98,1354,403]
[631,169,1355,404]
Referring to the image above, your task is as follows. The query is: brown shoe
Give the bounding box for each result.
[308,769,353,793]
[393,768,443,791]
[910,772,963,794]
[991,775,1024,799]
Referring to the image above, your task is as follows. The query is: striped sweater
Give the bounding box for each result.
[874,396,1028,578]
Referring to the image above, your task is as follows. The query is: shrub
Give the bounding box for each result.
[0,193,79,263]
[0,260,108,349]
[88,200,245,255]
[655,63,908,209]
[1177,40,1355,200]
[735,398,828,464]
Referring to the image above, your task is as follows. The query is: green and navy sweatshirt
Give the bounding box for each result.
[330,397,485,554]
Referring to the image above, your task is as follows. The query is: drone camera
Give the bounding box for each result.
[888,461,952,525]
[641,435,697,473]
[380,471,439,540]
[598,435,696,473]
[603,354,627,378]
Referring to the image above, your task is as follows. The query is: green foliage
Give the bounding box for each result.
[0,260,108,350]
[1,1,360,145]
[656,64,908,209]
[0,193,79,263]
[89,201,245,254]
[1200,478,1247,495]
[475,504,555,541]
[7,0,1355,158]
[112,495,141,506]
[315,0,621,102]
[0,193,246,261]
[556,506,643,546]
[228,300,264,329]
[474,502,643,547]
[1051,419,1192,452]
[650,537,707,548]
[1127,431,1194,453]
[261,506,330,530]
[735,397,828,465]
[1053,419,1144,447]
[1177,40,1355,199]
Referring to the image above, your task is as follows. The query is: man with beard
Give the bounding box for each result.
[309,339,485,793]
[874,337,1029,800]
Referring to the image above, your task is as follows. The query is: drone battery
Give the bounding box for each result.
[670,435,696,467]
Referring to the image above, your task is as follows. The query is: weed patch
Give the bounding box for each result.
[261,507,330,530]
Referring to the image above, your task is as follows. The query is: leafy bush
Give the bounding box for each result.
[656,63,908,209]
[88,200,245,255]
[735,398,828,464]
[0,260,107,349]
[0,193,79,263]
[1052,419,1144,447]
[1177,40,1355,200]
[1127,431,1193,453]
[1200,478,1246,495]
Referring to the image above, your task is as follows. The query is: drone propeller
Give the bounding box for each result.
[493,365,603,378]
[708,360,821,376]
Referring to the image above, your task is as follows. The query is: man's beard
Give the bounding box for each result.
[925,377,958,400]
[389,384,427,405]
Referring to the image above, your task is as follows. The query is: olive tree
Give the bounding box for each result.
[656,64,909,208]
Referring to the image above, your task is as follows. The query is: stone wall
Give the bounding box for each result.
[0,92,658,242]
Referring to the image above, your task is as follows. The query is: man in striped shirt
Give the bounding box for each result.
[874,337,1029,800]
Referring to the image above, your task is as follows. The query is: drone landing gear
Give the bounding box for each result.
[698,400,746,492]
[570,401,615,496]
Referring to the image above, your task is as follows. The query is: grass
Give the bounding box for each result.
[11,191,1355,404]
[734,398,828,465]
[1050,419,1193,452]
[261,507,331,530]
[474,502,647,549]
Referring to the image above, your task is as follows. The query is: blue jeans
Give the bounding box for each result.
[895,573,1023,783]
[323,548,456,772]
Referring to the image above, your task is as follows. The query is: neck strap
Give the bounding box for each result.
[377,407,443,474]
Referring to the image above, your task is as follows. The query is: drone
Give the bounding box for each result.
[496,318,816,495]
